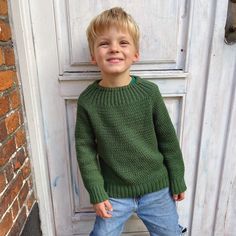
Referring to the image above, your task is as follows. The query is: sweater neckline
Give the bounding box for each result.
[94,76,140,91]
[80,76,153,106]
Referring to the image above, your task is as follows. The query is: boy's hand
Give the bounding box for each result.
[173,192,185,201]
[93,200,113,218]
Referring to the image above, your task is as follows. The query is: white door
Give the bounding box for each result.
[10,0,236,235]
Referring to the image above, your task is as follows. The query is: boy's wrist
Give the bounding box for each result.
[169,177,187,195]
[88,185,109,204]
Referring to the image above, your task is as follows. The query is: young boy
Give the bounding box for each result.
[75,7,187,236]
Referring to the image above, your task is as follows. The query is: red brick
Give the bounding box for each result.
[0,173,23,218]
[11,198,19,220]
[0,95,10,116]
[22,159,31,179]
[0,120,7,143]
[0,0,8,16]
[19,182,29,207]
[0,71,14,91]
[27,176,33,189]
[13,148,26,172]
[0,170,6,193]
[4,47,15,66]
[0,47,4,65]
[7,207,27,236]
[0,191,10,221]
[0,20,11,41]
[4,162,14,183]
[9,89,21,110]
[15,128,26,148]
[26,191,35,212]
[12,71,18,84]
[23,145,29,157]
[0,211,12,236]
[18,108,24,125]
[9,173,24,202]
[5,111,20,135]
[0,138,16,167]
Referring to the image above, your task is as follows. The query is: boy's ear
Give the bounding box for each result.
[91,55,97,65]
[133,52,140,63]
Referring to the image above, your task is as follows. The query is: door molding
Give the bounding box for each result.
[9,1,55,235]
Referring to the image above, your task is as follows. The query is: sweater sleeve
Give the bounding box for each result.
[152,85,187,194]
[75,101,109,204]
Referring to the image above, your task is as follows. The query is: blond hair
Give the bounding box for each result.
[86,7,140,56]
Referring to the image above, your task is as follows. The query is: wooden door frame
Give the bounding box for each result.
[9,1,56,236]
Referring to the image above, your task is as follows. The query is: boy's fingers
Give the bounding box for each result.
[99,205,112,218]
[100,209,112,218]
[104,200,113,211]
[178,192,185,201]
[101,200,113,218]
[94,201,113,218]
[173,192,185,201]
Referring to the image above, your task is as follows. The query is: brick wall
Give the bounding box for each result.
[0,0,36,235]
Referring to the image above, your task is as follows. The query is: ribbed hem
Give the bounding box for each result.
[105,176,169,198]
[170,177,187,194]
[88,185,109,204]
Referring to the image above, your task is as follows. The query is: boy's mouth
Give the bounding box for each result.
[107,58,123,63]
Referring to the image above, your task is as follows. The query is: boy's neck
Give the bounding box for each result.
[99,73,132,88]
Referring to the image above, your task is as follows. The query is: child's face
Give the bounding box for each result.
[91,27,139,78]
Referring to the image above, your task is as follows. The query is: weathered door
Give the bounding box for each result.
[10,0,236,235]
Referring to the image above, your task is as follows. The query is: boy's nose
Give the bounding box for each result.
[110,43,119,53]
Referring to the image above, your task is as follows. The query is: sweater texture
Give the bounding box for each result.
[75,76,186,204]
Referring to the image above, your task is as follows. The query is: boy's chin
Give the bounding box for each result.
[102,71,130,77]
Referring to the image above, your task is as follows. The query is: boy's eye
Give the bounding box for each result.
[120,41,129,45]
[98,42,109,46]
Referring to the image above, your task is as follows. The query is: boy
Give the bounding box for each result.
[75,7,187,236]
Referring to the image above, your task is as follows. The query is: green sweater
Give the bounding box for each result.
[75,76,186,204]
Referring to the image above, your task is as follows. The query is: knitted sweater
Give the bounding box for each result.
[75,76,186,204]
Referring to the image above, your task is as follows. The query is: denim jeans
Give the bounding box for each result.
[90,187,183,236]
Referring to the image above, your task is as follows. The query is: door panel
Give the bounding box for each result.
[54,0,188,73]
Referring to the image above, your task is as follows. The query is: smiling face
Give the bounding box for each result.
[91,27,139,79]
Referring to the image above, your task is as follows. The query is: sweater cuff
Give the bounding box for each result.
[170,177,187,194]
[88,185,109,204]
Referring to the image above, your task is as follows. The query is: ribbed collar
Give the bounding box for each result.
[94,75,139,91]
[80,76,153,107]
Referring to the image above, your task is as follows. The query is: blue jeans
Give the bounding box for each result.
[90,187,183,236]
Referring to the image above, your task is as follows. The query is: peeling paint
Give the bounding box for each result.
[74,182,79,196]
[52,176,61,187]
